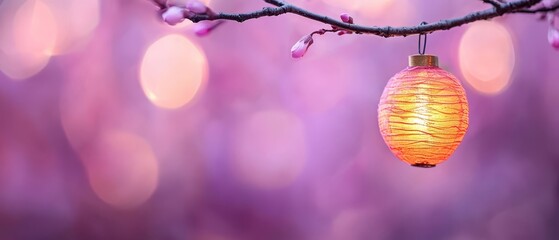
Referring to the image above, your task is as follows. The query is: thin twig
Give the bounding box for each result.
[482,0,504,10]
[180,0,547,38]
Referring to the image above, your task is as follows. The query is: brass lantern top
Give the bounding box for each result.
[409,54,439,67]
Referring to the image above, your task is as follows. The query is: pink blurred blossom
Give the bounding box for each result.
[186,1,207,14]
[548,27,559,49]
[161,6,186,25]
[340,13,353,24]
[291,35,314,58]
[194,20,224,36]
[544,2,559,49]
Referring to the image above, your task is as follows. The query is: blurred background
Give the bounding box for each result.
[0,0,558,239]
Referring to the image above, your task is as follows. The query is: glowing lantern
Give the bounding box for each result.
[378,55,469,167]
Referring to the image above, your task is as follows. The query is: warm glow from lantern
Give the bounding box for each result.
[459,21,515,94]
[140,34,208,109]
[0,0,56,80]
[378,64,469,167]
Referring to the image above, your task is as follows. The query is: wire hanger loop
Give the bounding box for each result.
[418,22,428,55]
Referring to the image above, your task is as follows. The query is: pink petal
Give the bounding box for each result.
[290,35,313,58]
[194,20,224,36]
[186,1,207,14]
[548,26,559,49]
[340,13,353,24]
[161,6,186,25]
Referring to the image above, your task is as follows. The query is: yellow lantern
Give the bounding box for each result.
[378,55,469,167]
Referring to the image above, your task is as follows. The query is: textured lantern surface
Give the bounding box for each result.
[378,55,469,167]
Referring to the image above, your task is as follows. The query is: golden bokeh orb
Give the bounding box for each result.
[459,21,515,94]
[140,34,208,109]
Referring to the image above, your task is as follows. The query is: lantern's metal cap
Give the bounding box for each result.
[409,54,439,67]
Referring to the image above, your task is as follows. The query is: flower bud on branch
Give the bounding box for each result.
[194,20,225,36]
[157,0,222,36]
[548,27,559,49]
[162,6,187,25]
[544,1,559,49]
[340,13,353,24]
[291,35,313,58]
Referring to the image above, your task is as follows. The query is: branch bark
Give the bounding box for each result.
[175,0,555,38]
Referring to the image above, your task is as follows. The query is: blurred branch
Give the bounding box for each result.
[163,0,549,38]
[513,2,559,13]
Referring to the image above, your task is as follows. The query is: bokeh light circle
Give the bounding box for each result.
[140,34,208,109]
[232,110,307,189]
[0,0,56,80]
[47,0,100,54]
[459,21,515,94]
[84,130,159,209]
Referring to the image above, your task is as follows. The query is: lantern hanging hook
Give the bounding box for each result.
[418,21,428,55]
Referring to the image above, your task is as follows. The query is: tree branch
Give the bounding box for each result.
[178,0,549,38]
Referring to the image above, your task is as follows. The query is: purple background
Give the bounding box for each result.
[0,0,558,239]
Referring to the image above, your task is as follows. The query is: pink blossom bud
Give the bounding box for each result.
[290,35,313,58]
[548,26,559,49]
[186,1,207,14]
[340,13,353,24]
[194,20,224,36]
[162,6,186,25]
